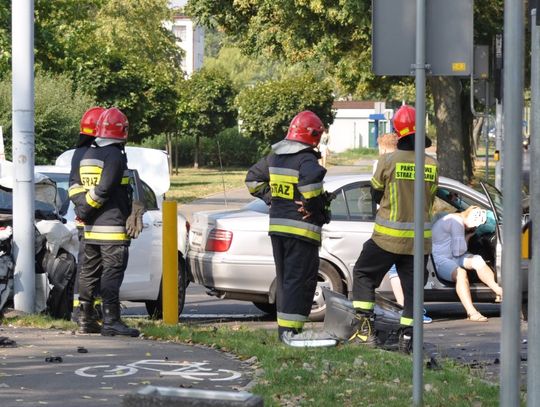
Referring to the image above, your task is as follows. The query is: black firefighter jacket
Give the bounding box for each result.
[245,140,330,246]
[70,143,132,245]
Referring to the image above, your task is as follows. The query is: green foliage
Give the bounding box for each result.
[236,73,335,148]
[141,127,258,167]
[177,67,237,138]
[177,67,237,166]
[0,72,94,164]
[30,0,183,142]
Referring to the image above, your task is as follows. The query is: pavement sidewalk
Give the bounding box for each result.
[0,324,255,407]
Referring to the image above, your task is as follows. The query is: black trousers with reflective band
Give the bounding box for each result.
[78,243,129,306]
[352,238,428,322]
[271,235,319,324]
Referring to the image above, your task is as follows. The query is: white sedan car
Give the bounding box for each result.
[188,173,529,321]
[37,147,189,318]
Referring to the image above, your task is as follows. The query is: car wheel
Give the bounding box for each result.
[309,259,344,322]
[146,255,187,320]
[252,302,277,315]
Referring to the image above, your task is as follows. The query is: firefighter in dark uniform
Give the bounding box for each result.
[351,105,439,353]
[68,106,105,333]
[245,111,332,343]
[72,107,139,337]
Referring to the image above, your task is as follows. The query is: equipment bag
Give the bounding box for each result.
[43,249,77,320]
[0,254,14,312]
[322,289,403,348]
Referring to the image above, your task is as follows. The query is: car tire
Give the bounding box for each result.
[252,302,277,315]
[309,259,344,322]
[146,255,187,320]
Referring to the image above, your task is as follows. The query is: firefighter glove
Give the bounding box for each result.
[126,200,145,239]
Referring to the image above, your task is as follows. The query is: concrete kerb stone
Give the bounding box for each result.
[122,386,264,407]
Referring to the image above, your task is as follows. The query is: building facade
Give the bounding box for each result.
[168,15,204,77]
[327,101,394,153]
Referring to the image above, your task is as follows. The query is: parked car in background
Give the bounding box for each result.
[36,147,189,318]
[187,173,529,321]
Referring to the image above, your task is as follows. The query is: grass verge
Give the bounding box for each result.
[6,315,502,407]
[328,148,378,166]
[167,167,248,204]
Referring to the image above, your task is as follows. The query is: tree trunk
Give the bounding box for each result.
[194,134,200,169]
[472,116,483,153]
[166,133,173,176]
[429,76,466,182]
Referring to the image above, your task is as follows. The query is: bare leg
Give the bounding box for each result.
[390,276,404,306]
[463,257,503,297]
[453,267,486,320]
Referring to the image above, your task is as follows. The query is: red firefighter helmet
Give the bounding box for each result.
[80,107,106,136]
[393,105,416,138]
[285,110,325,147]
[95,107,129,141]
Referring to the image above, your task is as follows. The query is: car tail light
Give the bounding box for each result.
[205,228,233,252]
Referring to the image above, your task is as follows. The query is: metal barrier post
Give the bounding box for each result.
[162,200,178,325]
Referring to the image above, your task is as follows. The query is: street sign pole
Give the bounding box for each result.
[500,0,524,405]
[527,4,540,406]
[412,0,426,405]
[12,0,36,313]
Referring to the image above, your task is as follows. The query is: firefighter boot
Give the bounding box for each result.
[351,311,377,347]
[278,326,300,343]
[101,304,140,337]
[77,301,101,334]
[398,327,413,354]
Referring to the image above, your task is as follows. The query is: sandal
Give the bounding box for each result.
[467,312,488,322]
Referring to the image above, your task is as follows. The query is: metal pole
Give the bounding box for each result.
[484,81,490,182]
[413,0,426,405]
[12,0,36,313]
[500,0,524,405]
[527,6,540,406]
[495,101,503,190]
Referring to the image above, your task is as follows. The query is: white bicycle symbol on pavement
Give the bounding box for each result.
[75,359,242,381]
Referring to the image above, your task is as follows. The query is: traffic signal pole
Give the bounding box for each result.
[527,5,540,406]
[500,0,524,405]
[412,0,426,405]
[12,0,36,313]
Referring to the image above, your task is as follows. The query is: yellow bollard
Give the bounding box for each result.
[162,200,178,324]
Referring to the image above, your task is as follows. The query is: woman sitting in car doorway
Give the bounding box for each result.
[431,206,503,322]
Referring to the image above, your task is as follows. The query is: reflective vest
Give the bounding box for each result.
[245,143,327,245]
[68,146,90,229]
[371,150,439,255]
[71,144,132,245]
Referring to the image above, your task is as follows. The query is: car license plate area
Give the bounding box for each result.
[190,230,203,247]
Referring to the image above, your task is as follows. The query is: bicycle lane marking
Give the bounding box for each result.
[75,365,138,378]
[74,359,242,382]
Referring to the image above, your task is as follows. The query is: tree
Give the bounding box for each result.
[186,0,505,181]
[236,73,334,153]
[177,67,237,168]
[0,72,95,164]
[27,0,183,142]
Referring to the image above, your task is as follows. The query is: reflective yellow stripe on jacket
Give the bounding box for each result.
[269,218,322,243]
[269,167,299,200]
[84,225,129,242]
